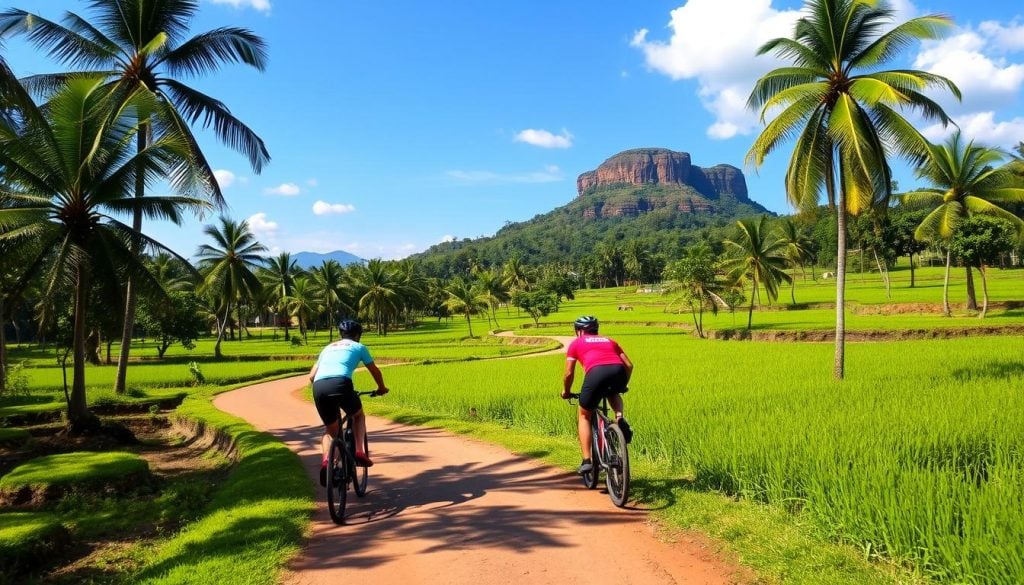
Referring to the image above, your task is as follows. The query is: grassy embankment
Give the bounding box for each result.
[0,326,554,583]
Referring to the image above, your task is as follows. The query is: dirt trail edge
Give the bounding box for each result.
[215,373,743,585]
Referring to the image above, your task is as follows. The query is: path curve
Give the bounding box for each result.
[215,373,742,585]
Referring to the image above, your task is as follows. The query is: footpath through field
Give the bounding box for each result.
[215,360,742,584]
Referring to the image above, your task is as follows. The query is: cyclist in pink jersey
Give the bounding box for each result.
[561,315,633,474]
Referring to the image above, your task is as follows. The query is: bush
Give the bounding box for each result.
[188,362,205,386]
[290,335,303,347]
[2,361,30,398]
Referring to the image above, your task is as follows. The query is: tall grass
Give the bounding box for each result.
[358,334,1024,584]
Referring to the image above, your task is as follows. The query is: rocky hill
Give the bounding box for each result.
[574,148,758,218]
[413,147,772,273]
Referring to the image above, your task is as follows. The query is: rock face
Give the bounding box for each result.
[576,148,748,201]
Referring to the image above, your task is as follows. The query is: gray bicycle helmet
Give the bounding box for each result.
[573,315,599,334]
[338,319,363,337]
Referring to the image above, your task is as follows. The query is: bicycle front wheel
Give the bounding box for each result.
[604,423,630,507]
[353,432,369,497]
[326,438,348,524]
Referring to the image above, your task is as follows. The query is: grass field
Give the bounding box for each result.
[2,268,1022,584]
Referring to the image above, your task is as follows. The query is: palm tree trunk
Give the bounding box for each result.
[70,267,92,430]
[790,275,796,306]
[873,248,891,300]
[965,265,978,311]
[0,296,6,395]
[114,120,150,395]
[465,311,474,337]
[834,204,848,380]
[978,264,989,319]
[943,249,952,317]
[909,254,916,288]
[215,302,230,359]
[747,275,757,330]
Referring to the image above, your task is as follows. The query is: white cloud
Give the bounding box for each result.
[265,183,301,196]
[208,0,271,12]
[213,169,236,189]
[922,111,1024,149]
[246,212,278,239]
[631,1,803,139]
[979,21,1024,53]
[312,201,356,216]
[514,128,574,149]
[915,29,1024,111]
[439,235,456,243]
[446,165,563,184]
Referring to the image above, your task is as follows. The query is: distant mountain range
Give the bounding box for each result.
[292,250,365,269]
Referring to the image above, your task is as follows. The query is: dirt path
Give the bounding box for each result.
[214,375,743,584]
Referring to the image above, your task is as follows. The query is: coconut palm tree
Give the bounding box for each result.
[502,255,533,293]
[1,0,270,393]
[444,277,488,338]
[285,276,318,343]
[474,269,509,328]
[902,131,1024,315]
[722,217,792,330]
[260,252,301,340]
[778,217,815,304]
[0,78,211,430]
[196,217,266,358]
[746,0,959,378]
[352,259,401,335]
[310,260,349,339]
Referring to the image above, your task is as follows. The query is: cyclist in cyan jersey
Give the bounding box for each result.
[308,319,388,486]
[561,315,633,474]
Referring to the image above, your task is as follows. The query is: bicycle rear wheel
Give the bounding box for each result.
[326,437,348,524]
[353,432,369,497]
[604,423,630,507]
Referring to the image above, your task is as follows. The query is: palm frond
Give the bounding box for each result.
[159,27,269,77]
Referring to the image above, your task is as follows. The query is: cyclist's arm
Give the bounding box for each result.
[562,358,577,398]
[365,362,388,395]
[620,352,633,381]
[308,362,318,383]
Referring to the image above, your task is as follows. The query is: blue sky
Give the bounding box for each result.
[5,0,1024,260]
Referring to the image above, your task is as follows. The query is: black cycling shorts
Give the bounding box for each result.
[579,364,629,411]
[312,376,362,426]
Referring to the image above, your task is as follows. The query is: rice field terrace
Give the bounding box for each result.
[2,264,1022,584]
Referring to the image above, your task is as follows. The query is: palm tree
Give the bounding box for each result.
[746,0,958,378]
[722,217,792,330]
[623,239,652,285]
[474,269,509,328]
[0,78,210,430]
[444,277,488,338]
[502,255,532,293]
[261,252,301,340]
[778,218,815,304]
[352,259,400,335]
[902,131,1024,315]
[196,217,266,358]
[1,0,270,393]
[310,260,349,339]
[285,276,317,343]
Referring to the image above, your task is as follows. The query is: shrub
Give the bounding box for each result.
[188,362,205,386]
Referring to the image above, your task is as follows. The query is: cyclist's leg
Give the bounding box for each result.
[312,378,345,485]
[337,381,371,466]
[577,405,594,459]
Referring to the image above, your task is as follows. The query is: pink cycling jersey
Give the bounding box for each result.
[566,334,624,372]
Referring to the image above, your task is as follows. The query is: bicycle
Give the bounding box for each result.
[326,390,379,524]
[566,392,630,507]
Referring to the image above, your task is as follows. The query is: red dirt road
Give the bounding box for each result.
[214,376,742,585]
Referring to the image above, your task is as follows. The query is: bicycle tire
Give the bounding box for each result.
[353,432,369,497]
[604,423,630,507]
[581,425,600,489]
[326,437,348,524]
